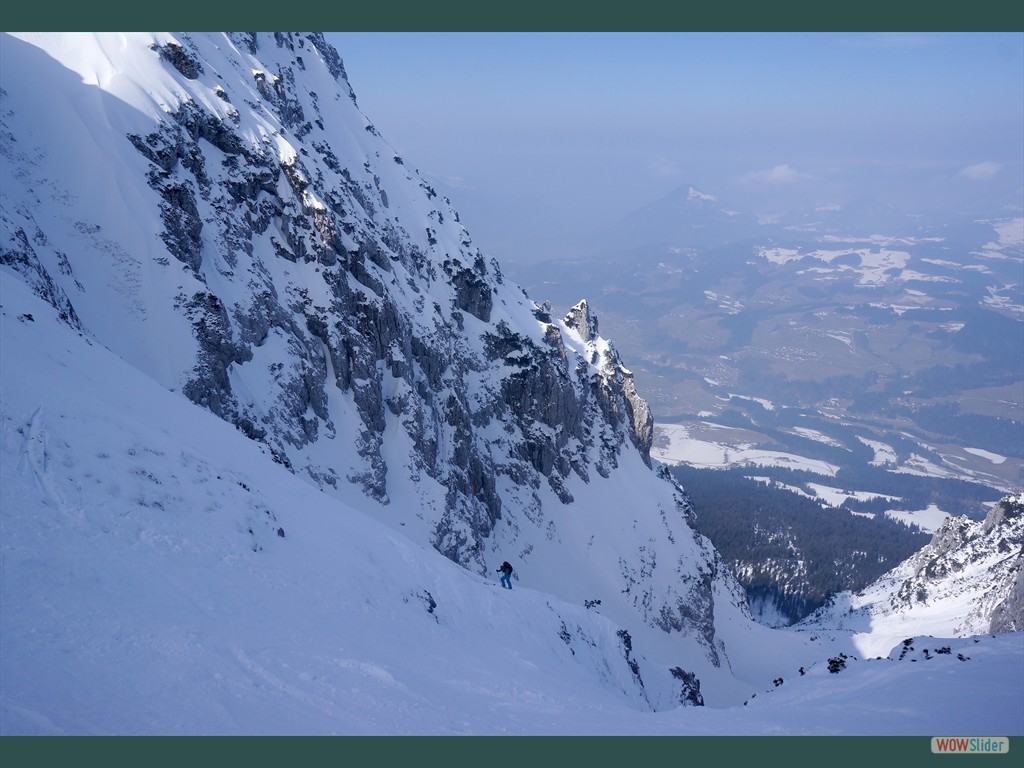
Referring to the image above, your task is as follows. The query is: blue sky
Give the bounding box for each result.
[327,32,1024,263]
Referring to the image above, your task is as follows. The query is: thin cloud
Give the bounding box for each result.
[958,161,1002,181]
[743,164,810,184]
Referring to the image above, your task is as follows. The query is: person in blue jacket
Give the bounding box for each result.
[497,561,513,589]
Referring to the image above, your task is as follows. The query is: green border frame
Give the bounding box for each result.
[1,2,1021,764]
[3,1,1023,31]
[1,735,1017,765]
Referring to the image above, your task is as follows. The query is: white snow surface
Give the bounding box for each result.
[885,504,953,534]
[653,423,840,476]
[3,272,1022,737]
[1,32,1021,737]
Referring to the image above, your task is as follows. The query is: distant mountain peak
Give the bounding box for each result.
[687,186,718,203]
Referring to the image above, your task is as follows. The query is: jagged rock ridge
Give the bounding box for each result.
[798,493,1024,637]
[894,494,1024,634]
[0,32,753,683]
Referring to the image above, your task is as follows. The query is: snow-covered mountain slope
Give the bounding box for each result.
[1,31,1021,736]
[0,276,676,733]
[0,32,759,701]
[795,494,1023,658]
[2,276,1021,735]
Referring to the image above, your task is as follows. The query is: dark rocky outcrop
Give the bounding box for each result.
[0,32,754,674]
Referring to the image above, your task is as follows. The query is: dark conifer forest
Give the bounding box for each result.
[672,465,934,623]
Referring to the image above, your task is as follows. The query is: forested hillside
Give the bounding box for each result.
[672,466,932,624]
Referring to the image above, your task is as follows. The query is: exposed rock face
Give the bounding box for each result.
[0,228,83,331]
[979,497,1023,634]
[670,666,705,707]
[890,494,1023,633]
[0,32,754,676]
[798,493,1024,638]
[563,299,654,470]
[990,565,1024,634]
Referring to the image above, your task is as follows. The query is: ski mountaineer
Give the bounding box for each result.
[497,561,513,589]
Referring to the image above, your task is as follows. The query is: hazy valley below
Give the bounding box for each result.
[507,188,1023,508]
[505,188,1023,625]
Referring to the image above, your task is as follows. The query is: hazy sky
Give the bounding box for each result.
[327,32,1024,264]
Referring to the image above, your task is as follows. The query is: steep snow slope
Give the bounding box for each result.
[0,32,756,698]
[3,275,1022,736]
[0,276,679,733]
[1,32,1021,732]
